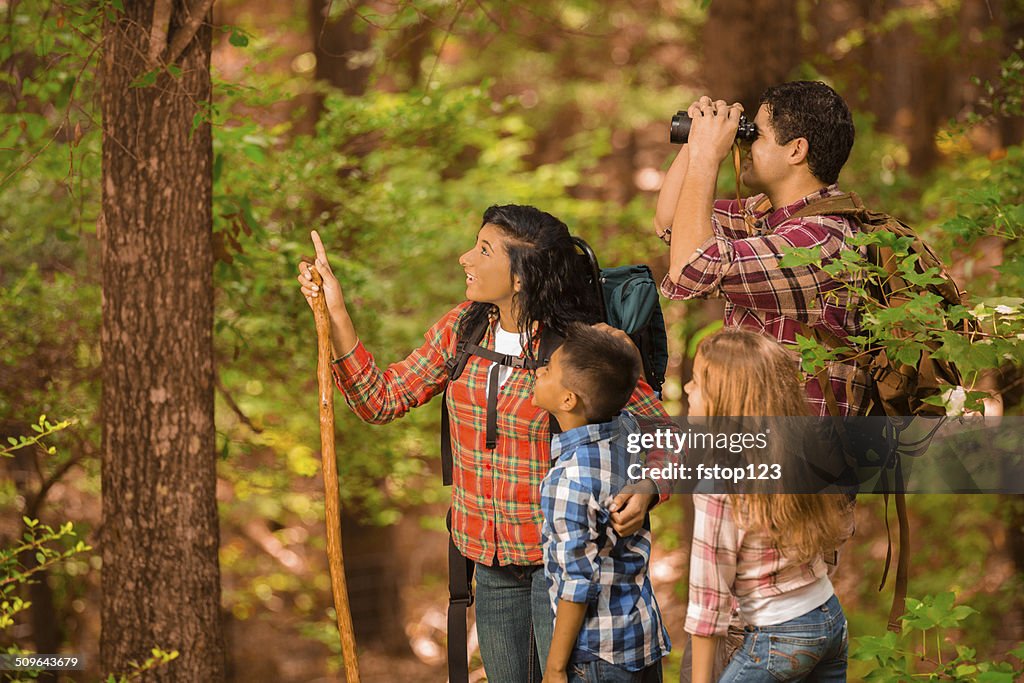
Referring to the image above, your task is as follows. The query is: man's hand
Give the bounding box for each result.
[609,479,658,537]
[684,96,744,169]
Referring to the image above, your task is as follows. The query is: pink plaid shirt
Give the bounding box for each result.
[685,494,850,638]
[661,185,871,417]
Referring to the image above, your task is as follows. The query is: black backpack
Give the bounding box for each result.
[440,236,668,682]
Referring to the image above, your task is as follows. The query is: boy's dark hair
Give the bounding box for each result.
[759,81,855,185]
[559,322,641,423]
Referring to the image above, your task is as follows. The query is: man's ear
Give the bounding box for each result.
[788,137,810,166]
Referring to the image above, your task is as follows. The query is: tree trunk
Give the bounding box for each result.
[99,1,224,680]
[299,0,373,132]
[701,0,802,109]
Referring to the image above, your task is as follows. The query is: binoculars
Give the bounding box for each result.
[670,111,758,145]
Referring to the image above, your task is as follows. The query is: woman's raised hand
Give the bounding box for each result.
[297,230,346,315]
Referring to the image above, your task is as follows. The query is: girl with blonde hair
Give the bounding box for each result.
[684,327,852,683]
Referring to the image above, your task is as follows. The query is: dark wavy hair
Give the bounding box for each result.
[456,204,601,357]
[759,81,854,185]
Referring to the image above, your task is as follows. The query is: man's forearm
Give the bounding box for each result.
[655,146,690,230]
[667,156,718,282]
[546,599,588,674]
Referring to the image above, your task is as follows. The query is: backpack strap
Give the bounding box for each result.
[440,314,487,683]
[441,315,490,487]
[441,319,561,683]
[889,488,910,633]
[786,191,868,221]
[445,508,475,682]
[461,341,547,449]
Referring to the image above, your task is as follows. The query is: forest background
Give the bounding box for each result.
[1,0,1024,681]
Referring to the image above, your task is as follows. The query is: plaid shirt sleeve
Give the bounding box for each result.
[685,494,738,638]
[330,304,466,424]
[547,474,603,604]
[661,213,854,324]
[624,380,676,503]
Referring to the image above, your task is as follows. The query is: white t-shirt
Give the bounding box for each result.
[488,324,525,394]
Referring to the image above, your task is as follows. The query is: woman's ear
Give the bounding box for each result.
[513,275,522,293]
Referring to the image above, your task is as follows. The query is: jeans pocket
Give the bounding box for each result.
[568,663,589,683]
[766,633,828,681]
[593,659,645,683]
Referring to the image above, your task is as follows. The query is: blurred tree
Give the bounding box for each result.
[700,0,802,108]
[99,0,224,679]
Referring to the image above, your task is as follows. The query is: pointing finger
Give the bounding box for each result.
[311,230,329,265]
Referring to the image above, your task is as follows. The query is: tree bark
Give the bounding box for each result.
[99,0,224,680]
[701,0,802,109]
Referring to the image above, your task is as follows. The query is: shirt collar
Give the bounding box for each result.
[550,411,637,462]
[753,183,842,230]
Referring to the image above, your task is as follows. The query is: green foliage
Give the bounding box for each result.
[851,593,1024,681]
[2,419,90,677]
[779,192,1024,413]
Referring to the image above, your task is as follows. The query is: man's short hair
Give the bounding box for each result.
[759,81,855,185]
[558,322,642,423]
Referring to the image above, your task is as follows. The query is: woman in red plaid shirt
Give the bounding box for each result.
[297,205,670,683]
[683,328,853,683]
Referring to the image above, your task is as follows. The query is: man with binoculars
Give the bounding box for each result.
[655,80,870,420]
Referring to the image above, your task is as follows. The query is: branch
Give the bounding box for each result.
[26,452,87,521]
[164,0,216,67]
[216,375,264,433]
[147,0,173,66]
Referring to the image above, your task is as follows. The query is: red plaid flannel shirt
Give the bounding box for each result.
[661,185,871,417]
[332,302,672,565]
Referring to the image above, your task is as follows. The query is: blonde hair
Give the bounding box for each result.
[695,327,850,564]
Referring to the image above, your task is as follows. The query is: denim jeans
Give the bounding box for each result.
[474,563,554,683]
[719,594,848,682]
[568,658,663,683]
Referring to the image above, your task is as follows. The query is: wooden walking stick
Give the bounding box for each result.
[310,266,361,682]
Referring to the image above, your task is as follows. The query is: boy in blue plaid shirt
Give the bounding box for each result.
[533,323,670,683]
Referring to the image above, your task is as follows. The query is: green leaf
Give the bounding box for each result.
[893,344,921,367]
[977,672,1015,683]
[955,645,977,660]
[130,70,158,89]
[778,246,822,269]
[229,30,249,48]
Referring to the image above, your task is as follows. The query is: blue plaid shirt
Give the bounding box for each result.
[541,412,671,671]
